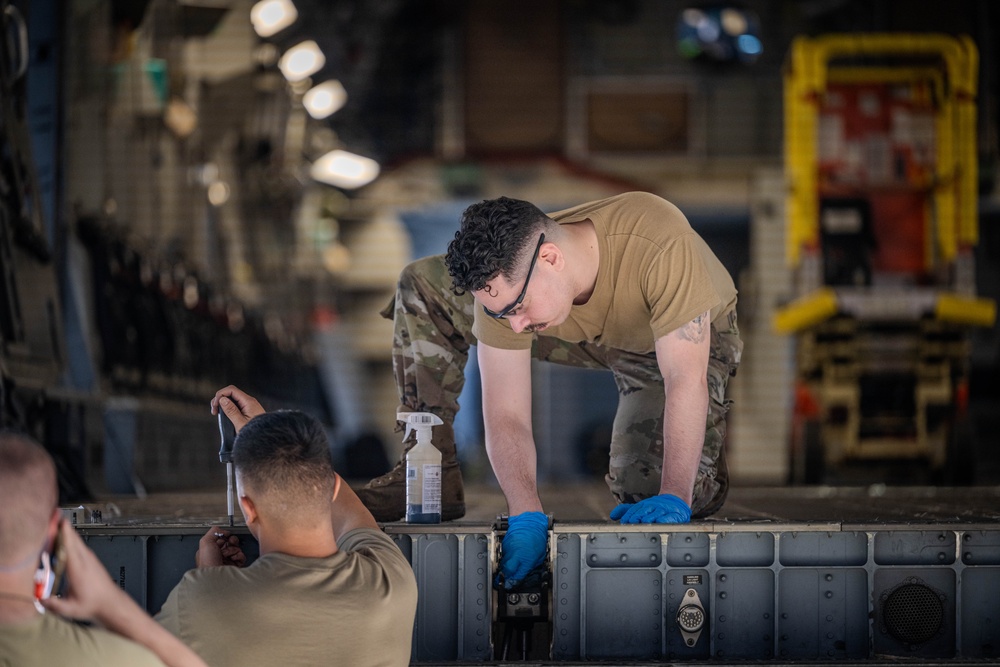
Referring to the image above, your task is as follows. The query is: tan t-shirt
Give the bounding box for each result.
[156,528,417,667]
[473,191,738,353]
[0,611,166,667]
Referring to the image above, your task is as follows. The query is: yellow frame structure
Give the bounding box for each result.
[784,33,978,267]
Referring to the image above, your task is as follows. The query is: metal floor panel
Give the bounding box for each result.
[84,482,1000,528]
[73,484,1000,664]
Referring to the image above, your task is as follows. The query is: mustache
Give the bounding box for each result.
[524,322,547,333]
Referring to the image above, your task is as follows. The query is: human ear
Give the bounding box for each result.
[331,472,342,503]
[45,507,61,550]
[238,495,257,527]
[540,241,564,271]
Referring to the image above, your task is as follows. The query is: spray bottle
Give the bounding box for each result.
[401,412,443,524]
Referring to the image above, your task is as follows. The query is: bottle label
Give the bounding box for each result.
[422,464,441,514]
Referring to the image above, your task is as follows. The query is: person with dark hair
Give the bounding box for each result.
[155,387,417,666]
[356,192,742,589]
[0,431,207,667]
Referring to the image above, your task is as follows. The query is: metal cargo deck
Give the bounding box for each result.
[73,483,1000,665]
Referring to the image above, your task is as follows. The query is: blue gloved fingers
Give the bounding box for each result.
[609,503,630,521]
[498,511,549,588]
[612,494,692,525]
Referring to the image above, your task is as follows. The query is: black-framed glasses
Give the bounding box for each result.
[482,233,545,319]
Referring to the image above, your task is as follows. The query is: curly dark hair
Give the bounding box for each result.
[445,196,549,294]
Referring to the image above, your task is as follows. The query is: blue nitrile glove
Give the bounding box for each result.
[610,493,692,524]
[498,511,548,589]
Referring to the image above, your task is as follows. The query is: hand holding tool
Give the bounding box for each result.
[497,511,549,589]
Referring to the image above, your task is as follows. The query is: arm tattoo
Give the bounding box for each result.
[676,313,707,344]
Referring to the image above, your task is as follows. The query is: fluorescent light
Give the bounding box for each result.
[208,181,230,206]
[310,150,380,189]
[250,0,297,38]
[278,40,325,83]
[303,80,348,119]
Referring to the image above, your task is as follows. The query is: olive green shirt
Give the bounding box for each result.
[156,528,417,667]
[474,191,738,353]
[0,611,165,667]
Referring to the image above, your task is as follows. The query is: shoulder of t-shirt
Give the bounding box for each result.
[555,193,692,243]
[45,615,167,666]
[338,527,401,553]
[338,528,415,582]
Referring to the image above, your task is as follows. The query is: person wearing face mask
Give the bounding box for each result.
[0,430,207,667]
[355,192,742,589]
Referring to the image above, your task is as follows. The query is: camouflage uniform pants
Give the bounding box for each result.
[383,255,743,518]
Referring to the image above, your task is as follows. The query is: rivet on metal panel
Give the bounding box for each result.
[825,573,833,581]
[720,592,727,599]
[620,554,628,562]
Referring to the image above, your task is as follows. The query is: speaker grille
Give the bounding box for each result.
[882,583,943,645]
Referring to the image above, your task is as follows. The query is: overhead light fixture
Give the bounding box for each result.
[310,150,380,189]
[676,5,762,64]
[303,80,348,119]
[250,0,297,38]
[278,40,325,83]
